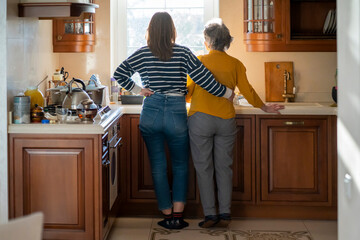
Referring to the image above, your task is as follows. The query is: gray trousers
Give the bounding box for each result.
[188,112,236,216]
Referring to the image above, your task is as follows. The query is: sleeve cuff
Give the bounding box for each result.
[222,87,233,99]
[130,84,142,95]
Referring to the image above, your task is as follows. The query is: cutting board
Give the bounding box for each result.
[265,62,294,102]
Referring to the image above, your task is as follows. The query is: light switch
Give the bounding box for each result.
[344,173,352,199]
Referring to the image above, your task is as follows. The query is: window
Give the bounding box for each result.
[111,0,219,86]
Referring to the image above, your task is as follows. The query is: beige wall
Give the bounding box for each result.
[220,0,337,102]
[6,0,59,110]
[58,0,111,87]
[58,0,337,102]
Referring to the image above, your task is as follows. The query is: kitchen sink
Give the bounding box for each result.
[267,102,322,107]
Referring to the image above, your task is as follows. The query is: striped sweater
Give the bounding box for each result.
[113,44,227,97]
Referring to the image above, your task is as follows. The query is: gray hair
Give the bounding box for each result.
[204,19,233,51]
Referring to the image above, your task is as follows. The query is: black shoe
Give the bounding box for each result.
[172,218,189,229]
[215,213,231,228]
[198,215,219,228]
[158,213,173,229]
[157,218,173,229]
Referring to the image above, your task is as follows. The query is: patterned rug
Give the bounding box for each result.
[150,228,313,240]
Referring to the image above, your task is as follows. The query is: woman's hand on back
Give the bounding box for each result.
[140,88,154,97]
[260,103,285,114]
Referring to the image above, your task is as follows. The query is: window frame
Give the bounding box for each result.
[110,0,219,72]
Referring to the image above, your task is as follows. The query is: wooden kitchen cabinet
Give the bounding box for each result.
[53,12,96,52]
[254,115,337,218]
[119,114,200,216]
[244,0,336,52]
[8,135,101,240]
[8,115,123,240]
[119,114,336,219]
[232,115,256,204]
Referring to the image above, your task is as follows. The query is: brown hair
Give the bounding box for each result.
[147,12,176,61]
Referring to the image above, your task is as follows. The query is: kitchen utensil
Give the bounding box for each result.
[36,75,49,87]
[24,86,45,109]
[47,80,68,105]
[265,62,294,102]
[120,95,144,104]
[13,96,30,124]
[56,106,70,123]
[31,104,44,122]
[60,67,69,81]
[62,78,92,110]
[86,79,106,107]
[76,99,98,123]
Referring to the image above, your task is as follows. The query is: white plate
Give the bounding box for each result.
[328,10,335,34]
[332,10,337,34]
[323,10,333,34]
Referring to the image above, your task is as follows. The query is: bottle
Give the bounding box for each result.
[31,104,44,123]
[24,86,45,109]
[110,78,119,102]
[52,69,64,88]
[13,96,30,124]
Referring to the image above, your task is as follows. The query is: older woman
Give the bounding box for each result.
[186,19,284,228]
[113,13,233,230]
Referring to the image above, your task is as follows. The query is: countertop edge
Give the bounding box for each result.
[8,103,337,134]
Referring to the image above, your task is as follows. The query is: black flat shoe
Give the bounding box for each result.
[198,215,219,228]
[214,213,231,228]
[172,218,189,229]
[157,218,174,229]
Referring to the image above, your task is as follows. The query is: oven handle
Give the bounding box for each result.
[110,137,122,149]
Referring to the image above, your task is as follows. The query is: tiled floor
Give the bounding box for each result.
[107,217,337,240]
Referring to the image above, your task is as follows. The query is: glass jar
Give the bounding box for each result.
[24,86,45,109]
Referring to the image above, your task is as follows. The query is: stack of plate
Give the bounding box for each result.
[323,9,337,35]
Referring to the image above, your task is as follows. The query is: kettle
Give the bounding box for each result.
[62,78,91,110]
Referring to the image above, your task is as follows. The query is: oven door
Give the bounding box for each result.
[109,135,121,210]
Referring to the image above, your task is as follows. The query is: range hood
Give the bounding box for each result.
[18,1,99,19]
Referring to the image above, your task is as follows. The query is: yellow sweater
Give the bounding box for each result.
[186,50,264,119]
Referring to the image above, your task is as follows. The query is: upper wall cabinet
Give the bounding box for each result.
[53,12,96,52]
[18,1,99,53]
[18,2,99,18]
[244,0,336,52]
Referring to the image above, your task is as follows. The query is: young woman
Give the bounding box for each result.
[113,13,233,230]
[186,19,284,228]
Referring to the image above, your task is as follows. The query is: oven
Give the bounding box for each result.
[108,131,121,209]
[102,118,122,229]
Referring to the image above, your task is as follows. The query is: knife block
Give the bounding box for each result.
[265,62,294,102]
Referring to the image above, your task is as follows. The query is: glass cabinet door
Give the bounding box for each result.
[244,0,282,41]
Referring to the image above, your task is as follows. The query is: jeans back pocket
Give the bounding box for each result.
[139,106,160,134]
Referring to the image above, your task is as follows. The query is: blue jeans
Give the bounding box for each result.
[139,92,189,210]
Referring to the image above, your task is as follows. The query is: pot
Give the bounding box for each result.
[62,78,91,110]
[77,99,98,123]
[86,79,106,107]
[47,80,68,105]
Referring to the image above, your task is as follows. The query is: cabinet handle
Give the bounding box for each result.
[57,35,63,41]
[284,121,305,125]
[276,34,283,39]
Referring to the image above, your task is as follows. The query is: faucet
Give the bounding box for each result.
[282,70,295,102]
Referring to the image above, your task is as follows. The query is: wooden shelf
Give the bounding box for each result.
[18,3,99,19]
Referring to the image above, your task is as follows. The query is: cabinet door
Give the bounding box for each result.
[258,116,332,205]
[125,115,197,201]
[53,13,95,52]
[9,137,96,240]
[232,116,255,203]
[244,0,285,51]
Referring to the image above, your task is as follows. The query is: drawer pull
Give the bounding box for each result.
[284,121,305,125]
